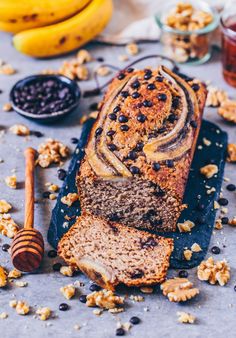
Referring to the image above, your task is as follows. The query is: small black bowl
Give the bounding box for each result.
[10,74,81,123]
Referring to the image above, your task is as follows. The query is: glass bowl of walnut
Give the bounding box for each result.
[156,1,219,65]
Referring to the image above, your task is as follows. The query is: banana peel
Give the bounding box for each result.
[0,0,91,32]
[13,0,113,57]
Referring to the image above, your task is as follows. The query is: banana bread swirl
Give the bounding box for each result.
[77,66,207,232]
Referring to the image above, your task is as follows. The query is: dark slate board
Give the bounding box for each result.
[48,119,227,269]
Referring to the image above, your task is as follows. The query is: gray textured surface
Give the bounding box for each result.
[0,32,236,338]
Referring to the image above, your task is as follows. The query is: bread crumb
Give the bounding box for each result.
[214,201,220,209]
[140,286,153,294]
[228,217,236,226]
[48,184,59,192]
[61,193,79,207]
[126,43,139,55]
[215,219,223,230]
[202,137,211,146]
[15,281,28,287]
[130,295,144,302]
[49,193,57,200]
[227,143,236,163]
[96,66,110,77]
[2,103,12,112]
[118,55,129,62]
[93,309,103,316]
[9,300,17,308]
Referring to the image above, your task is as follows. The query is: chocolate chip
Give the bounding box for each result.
[178,270,188,278]
[190,120,198,128]
[89,284,101,292]
[211,246,221,254]
[144,73,152,80]
[57,168,67,181]
[127,67,134,73]
[107,130,116,137]
[157,93,167,101]
[113,106,121,113]
[108,143,117,151]
[156,76,163,82]
[116,328,125,336]
[130,316,141,325]
[132,92,140,99]
[168,113,177,123]
[192,83,200,91]
[152,162,160,171]
[131,80,140,89]
[118,115,129,123]
[135,142,144,151]
[128,151,137,160]
[97,57,104,62]
[147,83,156,90]
[59,303,69,311]
[118,73,125,80]
[52,262,62,271]
[79,295,87,303]
[143,100,153,107]
[218,198,228,206]
[137,113,146,123]
[120,125,129,132]
[71,137,79,144]
[2,244,10,252]
[221,217,229,224]
[226,184,236,191]
[141,236,157,249]
[172,97,180,109]
[131,269,144,279]
[121,90,129,98]
[108,113,117,121]
[158,127,166,134]
[47,250,57,258]
[95,127,103,137]
[166,160,174,168]
[130,166,140,175]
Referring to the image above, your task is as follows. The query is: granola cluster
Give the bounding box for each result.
[86,290,124,310]
[37,139,69,168]
[161,278,199,302]
[0,213,19,238]
[197,256,230,286]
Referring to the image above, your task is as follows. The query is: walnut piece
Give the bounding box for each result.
[215,219,223,230]
[218,100,236,123]
[61,193,79,207]
[0,200,12,213]
[197,256,230,286]
[0,312,8,319]
[206,86,228,107]
[15,301,30,315]
[76,49,92,64]
[8,269,22,279]
[36,307,51,321]
[161,278,199,302]
[48,184,59,192]
[228,217,236,226]
[0,63,16,75]
[0,266,7,287]
[200,164,218,178]
[177,220,195,232]
[3,103,12,112]
[126,43,139,55]
[96,66,110,77]
[9,124,30,136]
[86,290,124,310]
[74,65,89,81]
[191,243,202,252]
[60,265,74,277]
[37,139,69,168]
[5,175,17,189]
[0,213,19,238]
[183,249,192,261]
[227,143,236,163]
[60,284,75,299]
[177,311,196,324]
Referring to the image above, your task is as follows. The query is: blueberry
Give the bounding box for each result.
[156,76,163,82]
[108,144,117,151]
[128,151,137,160]
[131,80,140,89]
[95,127,103,137]
[79,295,87,303]
[2,244,10,252]
[107,130,116,137]
[226,184,236,191]
[89,284,101,292]
[127,67,134,73]
[108,113,117,121]
[120,125,129,132]
[118,115,129,123]
[221,217,229,224]
[59,303,69,311]
[211,246,221,254]
[130,166,140,175]
[166,160,174,168]
[143,100,153,107]
[137,114,146,123]
[178,270,188,278]
[157,93,167,101]
[71,137,79,144]
[53,262,62,271]
[152,162,160,171]
[218,198,228,206]
[130,316,141,325]
[191,83,200,92]
[47,250,57,258]
[42,191,50,199]
[116,328,125,336]
[118,73,125,80]
[190,120,198,128]
[113,106,121,113]
[147,83,156,90]
[135,142,144,151]
[121,91,129,98]
[58,169,67,181]
[168,113,177,123]
[132,92,140,99]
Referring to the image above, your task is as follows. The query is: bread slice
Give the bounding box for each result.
[77,66,207,232]
[58,213,174,290]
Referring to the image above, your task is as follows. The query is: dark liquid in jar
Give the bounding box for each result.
[222,16,236,87]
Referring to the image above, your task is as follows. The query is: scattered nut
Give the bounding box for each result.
[9,124,30,136]
[118,55,129,62]
[49,193,57,200]
[96,66,110,77]
[183,249,192,261]
[86,290,124,310]
[161,278,199,302]
[191,243,202,252]
[36,307,51,321]
[0,266,7,287]
[0,63,16,75]
[48,184,59,192]
[8,269,22,279]
[0,312,8,319]
[206,86,228,107]
[0,200,12,213]
[60,284,75,299]
[0,213,19,238]
[2,103,12,112]
[75,65,89,81]
[228,217,236,226]
[5,175,17,189]
[60,266,74,277]
[37,139,69,168]
[200,164,218,178]
[177,220,195,232]
[129,295,144,302]
[61,193,79,207]
[15,281,28,287]
[126,43,139,55]
[76,49,92,64]
[177,311,196,324]
[218,100,236,123]
[15,301,30,315]
[227,143,236,163]
[197,256,230,286]
[140,286,153,294]
[215,219,223,230]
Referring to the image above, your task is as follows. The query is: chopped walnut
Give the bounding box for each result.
[9,124,30,136]
[183,249,192,261]
[0,200,12,213]
[177,220,195,232]
[0,266,7,287]
[0,312,8,319]
[118,55,129,62]
[60,284,75,299]
[214,201,220,210]
[61,193,79,207]
[93,309,103,316]
[96,66,110,77]
[2,103,12,112]
[0,63,16,75]
[140,286,153,294]
[218,100,236,124]
[161,278,199,302]
[177,311,196,324]
[202,137,211,146]
[48,184,59,192]
[76,49,92,64]
[5,175,17,189]
[215,219,223,230]
[37,139,69,168]
[197,256,230,286]
[60,266,74,277]
[191,243,202,252]
[206,86,228,107]
[8,269,22,279]
[15,281,27,287]
[75,65,89,81]
[49,193,56,200]
[36,307,51,321]
[227,143,236,163]
[200,164,218,179]
[0,213,19,238]
[15,301,30,315]
[126,43,139,55]
[129,295,144,302]
[228,217,236,226]
[86,290,124,310]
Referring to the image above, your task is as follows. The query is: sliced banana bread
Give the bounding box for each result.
[58,213,174,290]
[77,66,207,232]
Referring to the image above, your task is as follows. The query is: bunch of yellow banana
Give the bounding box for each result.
[0,0,113,57]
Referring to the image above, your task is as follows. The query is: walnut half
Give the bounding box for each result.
[161,277,199,302]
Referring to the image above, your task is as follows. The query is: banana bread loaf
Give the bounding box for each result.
[77,66,207,232]
[58,213,174,290]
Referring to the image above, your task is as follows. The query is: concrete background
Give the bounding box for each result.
[0,32,236,338]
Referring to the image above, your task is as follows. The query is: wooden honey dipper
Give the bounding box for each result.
[11,147,44,272]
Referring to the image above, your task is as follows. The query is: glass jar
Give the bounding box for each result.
[155,0,219,65]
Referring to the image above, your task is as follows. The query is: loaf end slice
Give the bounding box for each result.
[58,214,174,291]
